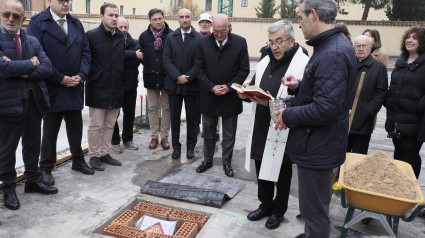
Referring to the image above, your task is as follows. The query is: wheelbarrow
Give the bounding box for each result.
[335,153,425,238]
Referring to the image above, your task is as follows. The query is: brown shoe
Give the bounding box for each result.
[89,157,105,171]
[161,138,170,150]
[123,141,138,150]
[100,154,122,166]
[149,138,158,149]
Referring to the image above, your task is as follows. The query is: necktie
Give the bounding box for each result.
[219,41,223,50]
[58,19,67,37]
[13,34,22,56]
[183,32,189,43]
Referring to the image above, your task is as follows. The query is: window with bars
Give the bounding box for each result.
[205,0,212,11]
[241,0,249,7]
[86,0,91,13]
[133,8,136,15]
[120,5,124,15]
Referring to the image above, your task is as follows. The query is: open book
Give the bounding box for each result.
[231,83,271,100]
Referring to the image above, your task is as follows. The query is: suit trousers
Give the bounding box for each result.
[393,135,423,178]
[0,96,41,194]
[147,89,170,140]
[168,94,199,150]
[298,165,333,238]
[112,89,137,145]
[40,110,84,171]
[346,133,371,155]
[87,107,120,158]
[202,114,237,164]
[254,159,292,216]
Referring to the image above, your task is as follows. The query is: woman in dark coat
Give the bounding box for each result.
[385,26,425,180]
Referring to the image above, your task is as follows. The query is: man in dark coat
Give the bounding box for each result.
[194,14,250,177]
[163,9,202,160]
[276,0,357,236]
[85,3,124,171]
[111,17,143,154]
[27,0,94,187]
[347,35,388,154]
[139,8,173,151]
[0,0,57,211]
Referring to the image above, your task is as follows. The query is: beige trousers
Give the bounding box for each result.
[147,89,170,139]
[87,107,120,158]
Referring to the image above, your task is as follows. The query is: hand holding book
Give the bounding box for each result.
[231,83,271,100]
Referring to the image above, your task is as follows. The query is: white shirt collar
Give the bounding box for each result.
[50,9,66,22]
[216,37,228,47]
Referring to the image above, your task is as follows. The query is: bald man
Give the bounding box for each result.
[194,14,250,177]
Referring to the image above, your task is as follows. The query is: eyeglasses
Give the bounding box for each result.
[57,0,72,4]
[267,38,290,47]
[354,44,371,49]
[213,29,228,35]
[1,12,22,21]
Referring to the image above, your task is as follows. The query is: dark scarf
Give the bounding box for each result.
[150,25,165,51]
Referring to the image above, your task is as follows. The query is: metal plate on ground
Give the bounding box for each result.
[141,169,246,208]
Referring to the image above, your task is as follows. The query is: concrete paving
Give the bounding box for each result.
[1,100,425,238]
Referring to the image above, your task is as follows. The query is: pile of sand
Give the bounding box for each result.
[344,151,417,200]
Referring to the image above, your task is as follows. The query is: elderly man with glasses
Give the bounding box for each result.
[194,14,250,177]
[0,0,57,211]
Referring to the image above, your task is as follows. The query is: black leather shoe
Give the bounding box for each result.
[247,208,271,221]
[40,170,54,186]
[25,181,58,194]
[223,164,234,177]
[196,161,213,173]
[72,160,95,175]
[172,148,181,159]
[4,192,20,210]
[265,214,284,229]
[187,148,195,159]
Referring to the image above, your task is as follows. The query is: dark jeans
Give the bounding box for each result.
[393,135,423,179]
[112,89,137,145]
[202,114,237,164]
[40,110,84,171]
[168,94,199,150]
[346,133,372,155]
[298,165,333,238]
[0,97,41,194]
[254,157,292,216]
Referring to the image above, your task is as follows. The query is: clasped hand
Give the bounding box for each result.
[212,85,229,96]
[61,75,82,87]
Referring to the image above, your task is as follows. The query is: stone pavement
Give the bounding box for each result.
[1,99,425,238]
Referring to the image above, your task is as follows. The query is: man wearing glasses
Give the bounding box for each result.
[27,0,94,187]
[194,14,249,177]
[0,0,57,210]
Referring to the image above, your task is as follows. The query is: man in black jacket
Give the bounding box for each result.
[111,17,143,154]
[347,35,388,154]
[139,8,173,151]
[163,9,202,160]
[85,3,124,171]
[194,14,250,177]
[0,0,57,210]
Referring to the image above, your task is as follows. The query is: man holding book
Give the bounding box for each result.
[238,20,309,230]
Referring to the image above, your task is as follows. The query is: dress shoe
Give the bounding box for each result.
[124,141,138,150]
[223,164,234,177]
[25,181,58,194]
[4,192,20,210]
[40,170,55,186]
[172,148,181,159]
[265,214,284,229]
[187,148,195,159]
[90,157,105,171]
[100,154,122,166]
[149,138,158,149]
[247,208,271,221]
[196,161,213,173]
[161,138,170,150]
[111,144,122,153]
[72,160,95,175]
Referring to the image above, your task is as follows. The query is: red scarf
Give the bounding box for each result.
[150,25,165,51]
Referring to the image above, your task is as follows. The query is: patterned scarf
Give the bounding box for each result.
[150,25,165,51]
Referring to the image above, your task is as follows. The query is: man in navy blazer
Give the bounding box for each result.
[27,0,94,187]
